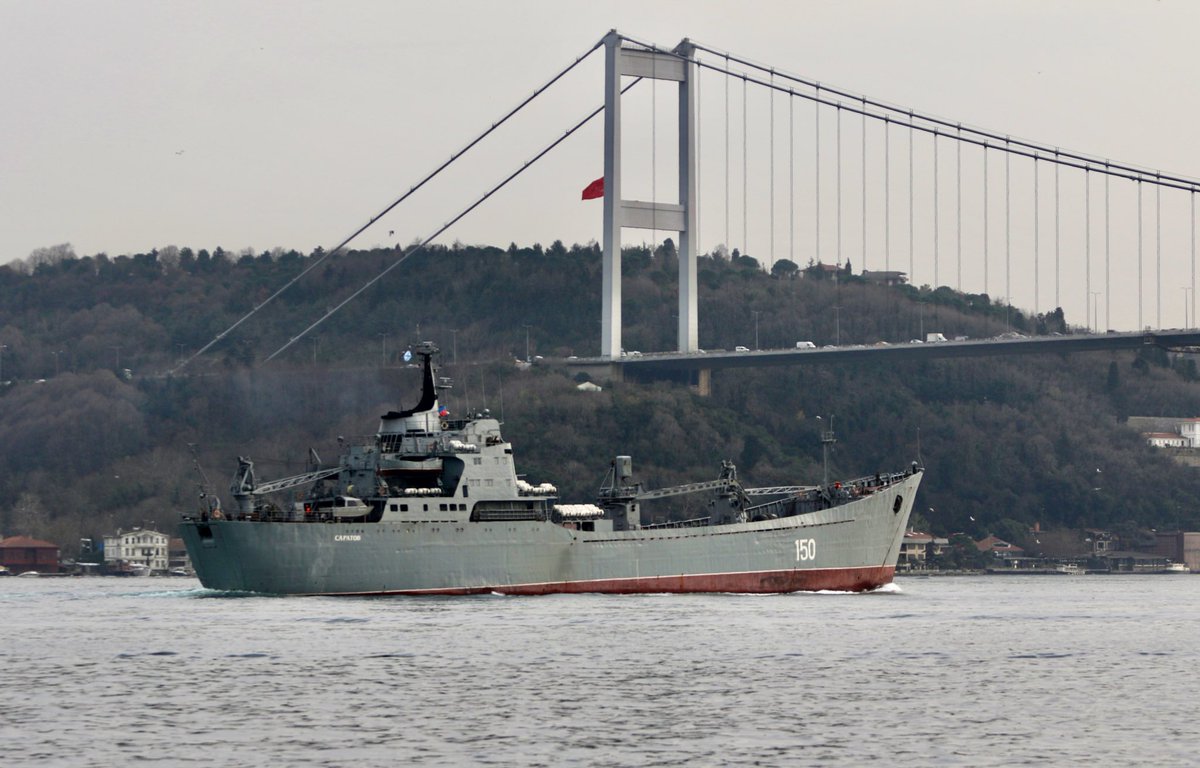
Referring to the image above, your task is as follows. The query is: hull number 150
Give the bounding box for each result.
[794,538,816,561]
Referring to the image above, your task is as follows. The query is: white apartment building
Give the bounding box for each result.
[1179,419,1200,447]
[103,528,170,573]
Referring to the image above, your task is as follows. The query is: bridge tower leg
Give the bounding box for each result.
[601,32,699,358]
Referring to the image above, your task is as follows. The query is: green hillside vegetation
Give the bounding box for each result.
[3,240,1199,557]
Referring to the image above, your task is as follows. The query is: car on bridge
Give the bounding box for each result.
[735,345,750,352]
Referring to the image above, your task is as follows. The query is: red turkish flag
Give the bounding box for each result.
[581,176,604,200]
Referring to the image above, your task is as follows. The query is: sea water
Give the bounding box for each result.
[1,575,1196,767]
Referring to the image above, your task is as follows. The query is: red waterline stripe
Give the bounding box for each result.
[327,566,896,597]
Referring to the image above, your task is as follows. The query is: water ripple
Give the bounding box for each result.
[3,575,1199,766]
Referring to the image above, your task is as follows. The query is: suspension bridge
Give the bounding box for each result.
[178,30,1200,382]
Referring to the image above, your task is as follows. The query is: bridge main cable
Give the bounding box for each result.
[265,76,645,363]
[169,36,606,375]
[620,35,1200,193]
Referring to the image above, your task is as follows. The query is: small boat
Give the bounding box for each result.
[17,571,40,578]
[1055,564,1083,575]
[1162,562,1190,574]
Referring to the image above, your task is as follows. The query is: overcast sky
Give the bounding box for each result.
[4,1,1199,329]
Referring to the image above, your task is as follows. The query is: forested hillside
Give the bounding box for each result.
[3,240,1200,555]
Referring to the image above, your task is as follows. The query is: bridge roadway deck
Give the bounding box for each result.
[566,330,1200,378]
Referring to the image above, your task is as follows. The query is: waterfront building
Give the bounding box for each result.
[103,528,170,574]
[0,536,60,574]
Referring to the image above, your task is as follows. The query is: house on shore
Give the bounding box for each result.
[103,528,170,574]
[898,530,949,569]
[0,536,60,574]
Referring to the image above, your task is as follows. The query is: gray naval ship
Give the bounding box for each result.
[180,343,922,595]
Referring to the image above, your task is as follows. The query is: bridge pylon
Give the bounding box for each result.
[601,31,698,358]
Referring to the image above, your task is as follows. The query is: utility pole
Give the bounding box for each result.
[524,324,532,362]
[833,305,841,345]
[752,311,761,350]
[0,343,7,383]
[450,329,458,364]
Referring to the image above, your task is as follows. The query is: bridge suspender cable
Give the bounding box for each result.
[789,87,795,264]
[169,36,605,374]
[998,142,1008,321]
[830,105,840,266]
[1138,181,1144,329]
[1152,182,1161,333]
[743,75,748,254]
[956,127,962,291]
[812,81,818,265]
[884,118,890,273]
[1105,172,1111,330]
[931,129,940,290]
[1035,156,1040,315]
[908,112,914,286]
[862,96,867,271]
[835,105,841,267]
[264,77,646,363]
[769,71,774,262]
[1085,169,1091,330]
[1055,158,1061,310]
[983,143,989,298]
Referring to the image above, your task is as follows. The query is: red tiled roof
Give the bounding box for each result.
[975,534,1025,553]
[0,535,59,549]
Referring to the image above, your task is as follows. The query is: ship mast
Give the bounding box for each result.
[819,415,836,487]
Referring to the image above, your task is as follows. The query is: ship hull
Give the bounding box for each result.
[180,472,920,596]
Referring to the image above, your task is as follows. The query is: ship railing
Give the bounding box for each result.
[832,469,917,496]
[641,515,711,530]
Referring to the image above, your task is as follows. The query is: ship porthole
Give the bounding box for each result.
[893,495,903,514]
[441,420,449,429]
